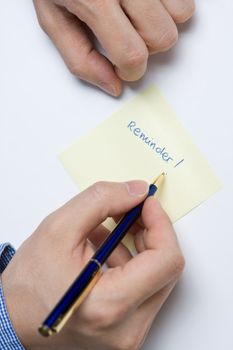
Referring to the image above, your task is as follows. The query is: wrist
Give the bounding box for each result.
[1,268,31,347]
[0,275,25,350]
[1,267,76,350]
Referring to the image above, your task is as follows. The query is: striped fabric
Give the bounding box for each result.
[0,243,25,349]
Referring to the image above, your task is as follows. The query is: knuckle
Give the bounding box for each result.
[90,181,108,202]
[36,13,49,33]
[112,304,128,324]
[87,181,111,221]
[120,47,148,70]
[114,333,144,350]
[68,62,82,77]
[91,308,112,329]
[168,252,185,277]
[156,282,176,300]
[67,0,108,21]
[157,27,178,51]
[91,304,126,330]
[39,213,54,231]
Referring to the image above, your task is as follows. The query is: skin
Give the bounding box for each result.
[32,0,195,96]
[2,180,184,350]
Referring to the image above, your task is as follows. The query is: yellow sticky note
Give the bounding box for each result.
[60,85,221,248]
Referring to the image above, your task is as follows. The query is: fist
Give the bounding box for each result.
[33,0,195,96]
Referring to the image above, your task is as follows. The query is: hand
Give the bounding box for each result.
[2,180,184,350]
[33,0,195,96]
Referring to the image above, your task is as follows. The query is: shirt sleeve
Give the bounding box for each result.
[0,243,25,350]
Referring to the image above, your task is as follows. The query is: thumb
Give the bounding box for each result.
[55,180,149,245]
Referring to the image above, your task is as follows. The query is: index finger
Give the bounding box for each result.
[117,198,185,308]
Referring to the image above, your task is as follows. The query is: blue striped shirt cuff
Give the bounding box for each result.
[0,243,25,350]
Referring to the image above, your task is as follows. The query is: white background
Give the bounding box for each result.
[1,1,233,349]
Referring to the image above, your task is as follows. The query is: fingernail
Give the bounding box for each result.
[99,82,119,97]
[125,180,149,197]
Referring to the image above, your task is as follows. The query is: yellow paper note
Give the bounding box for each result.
[60,85,221,249]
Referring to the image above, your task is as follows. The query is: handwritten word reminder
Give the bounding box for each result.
[127,121,184,168]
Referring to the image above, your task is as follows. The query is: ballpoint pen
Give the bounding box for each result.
[38,172,165,337]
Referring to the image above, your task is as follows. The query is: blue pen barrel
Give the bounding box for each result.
[93,184,157,265]
[40,183,157,336]
[42,259,100,330]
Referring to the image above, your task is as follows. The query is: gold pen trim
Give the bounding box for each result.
[39,268,102,336]
[90,258,102,268]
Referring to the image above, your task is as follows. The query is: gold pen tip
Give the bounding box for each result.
[152,172,166,187]
[38,325,53,337]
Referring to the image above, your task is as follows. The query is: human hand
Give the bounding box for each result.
[33,0,195,96]
[2,180,184,350]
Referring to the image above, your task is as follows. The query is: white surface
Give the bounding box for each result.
[1,1,233,349]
